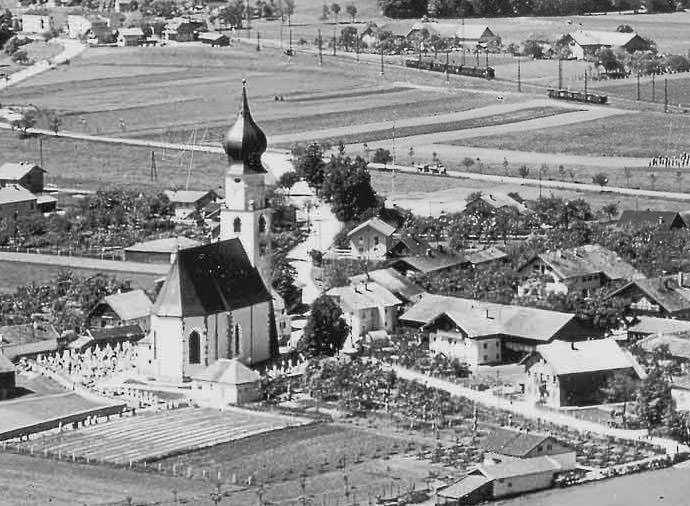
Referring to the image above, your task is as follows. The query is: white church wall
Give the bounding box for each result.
[151,315,184,381]
[233,301,271,365]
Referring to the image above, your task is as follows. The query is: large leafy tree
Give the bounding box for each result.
[320,155,378,223]
[298,295,349,357]
[296,142,327,189]
[635,365,674,431]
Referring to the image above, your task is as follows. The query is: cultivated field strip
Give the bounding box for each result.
[34,408,309,464]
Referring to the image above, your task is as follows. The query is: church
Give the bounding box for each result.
[144,80,278,382]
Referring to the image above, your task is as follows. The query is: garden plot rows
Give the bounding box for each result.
[32,407,308,464]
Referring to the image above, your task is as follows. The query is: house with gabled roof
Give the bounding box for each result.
[347,217,397,260]
[88,289,152,331]
[518,244,644,298]
[191,357,261,406]
[164,189,219,220]
[146,238,275,382]
[349,267,425,304]
[566,29,649,60]
[617,210,687,230]
[123,236,202,264]
[465,246,508,267]
[608,273,690,320]
[0,184,38,242]
[628,316,690,341]
[479,427,576,469]
[463,192,531,217]
[523,339,643,408]
[326,281,402,342]
[0,162,45,193]
[401,294,591,366]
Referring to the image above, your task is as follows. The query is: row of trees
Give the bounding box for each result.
[321,3,359,22]
[379,0,674,19]
[0,271,133,333]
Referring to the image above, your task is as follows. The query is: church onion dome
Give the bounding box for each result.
[223,79,268,174]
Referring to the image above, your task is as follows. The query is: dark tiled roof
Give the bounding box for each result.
[534,244,642,281]
[152,239,271,317]
[87,324,145,343]
[618,210,686,230]
[388,234,432,257]
[610,276,690,314]
[349,268,426,303]
[0,339,60,362]
[390,253,466,274]
[479,428,553,457]
[465,246,507,265]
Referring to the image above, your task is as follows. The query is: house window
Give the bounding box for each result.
[259,242,267,256]
[233,217,241,233]
[483,355,488,362]
[483,343,488,349]
[537,445,543,452]
[547,444,553,450]
[188,331,201,364]
[259,215,267,234]
[374,236,379,246]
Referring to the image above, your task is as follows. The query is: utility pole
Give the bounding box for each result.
[288,16,293,53]
[485,49,488,68]
[318,29,323,65]
[256,31,260,51]
[665,77,668,113]
[584,70,588,96]
[355,29,359,62]
[652,72,656,102]
[39,136,43,168]
[333,33,336,56]
[446,50,450,83]
[380,44,384,75]
[475,49,479,67]
[391,122,396,195]
[150,151,157,181]
[558,58,563,89]
[517,57,521,92]
[637,71,640,100]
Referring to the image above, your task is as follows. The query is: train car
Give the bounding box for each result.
[404,59,495,80]
[547,88,607,104]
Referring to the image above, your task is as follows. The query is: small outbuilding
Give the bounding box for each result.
[123,236,202,264]
[198,31,230,47]
[191,358,261,406]
[0,353,16,400]
[0,162,45,193]
[87,289,153,331]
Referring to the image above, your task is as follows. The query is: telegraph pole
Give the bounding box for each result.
[517,57,521,92]
[584,70,588,96]
[318,29,322,65]
[652,72,656,101]
[558,58,563,89]
[636,71,640,100]
[256,32,260,51]
[475,49,479,67]
[150,150,158,181]
[446,50,450,83]
[333,33,336,56]
[355,29,359,62]
[664,77,669,113]
[39,136,43,168]
[380,44,384,75]
[485,49,489,68]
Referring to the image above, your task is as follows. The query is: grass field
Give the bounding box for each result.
[591,73,690,108]
[0,41,64,76]
[460,111,690,159]
[273,105,577,147]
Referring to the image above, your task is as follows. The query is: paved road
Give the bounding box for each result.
[286,202,341,304]
[368,162,690,201]
[0,38,85,91]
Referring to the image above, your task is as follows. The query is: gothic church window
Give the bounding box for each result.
[189,331,201,364]
[234,217,241,232]
[259,215,267,234]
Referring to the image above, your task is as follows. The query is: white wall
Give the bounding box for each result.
[430,332,501,366]
[151,315,184,381]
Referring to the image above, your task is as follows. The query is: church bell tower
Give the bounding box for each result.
[220,79,271,283]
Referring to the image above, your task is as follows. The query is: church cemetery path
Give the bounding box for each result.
[25,406,311,464]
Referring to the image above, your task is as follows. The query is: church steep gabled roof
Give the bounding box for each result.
[152,239,272,318]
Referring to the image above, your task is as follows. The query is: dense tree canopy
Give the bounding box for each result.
[298,295,349,357]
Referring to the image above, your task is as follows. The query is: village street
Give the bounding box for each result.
[392,365,690,456]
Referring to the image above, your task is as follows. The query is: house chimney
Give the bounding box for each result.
[571,341,576,351]
[485,308,490,319]
[426,248,433,257]
[679,271,683,287]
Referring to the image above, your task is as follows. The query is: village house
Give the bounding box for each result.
[191,358,261,406]
[0,185,38,242]
[627,317,690,342]
[116,27,144,47]
[523,339,643,408]
[408,22,497,47]
[198,31,230,47]
[617,210,687,230]
[163,17,206,42]
[437,456,563,505]
[87,289,153,332]
[123,236,202,264]
[0,162,45,193]
[463,192,531,217]
[164,189,218,220]
[349,267,426,304]
[347,217,397,260]
[66,14,111,42]
[566,30,649,60]
[479,427,576,470]
[114,0,136,13]
[400,294,592,366]
[21,14,54,35]
[389,249,467,277]
[671,376,690,412]
[465,246,509,267]
[608,273,690,320]
[518,244,643,297]
[0,353,16,401]
[326,281,402,344]
[0,322,63,363]
[638,332,690,368]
